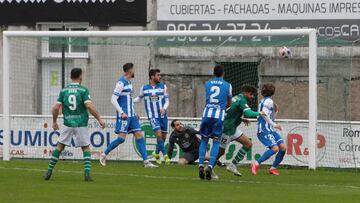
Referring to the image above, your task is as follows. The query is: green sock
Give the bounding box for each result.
[232,146,250,165]
[83,152,91,176]
[47,148,60,172]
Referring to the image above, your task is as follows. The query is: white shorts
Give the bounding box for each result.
[220,127,244,149]
[58,126,90,147]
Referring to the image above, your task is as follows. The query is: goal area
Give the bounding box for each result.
[2,29,358,170]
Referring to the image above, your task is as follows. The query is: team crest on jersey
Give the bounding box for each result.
[184,133,189,138]
[150,95,159,101]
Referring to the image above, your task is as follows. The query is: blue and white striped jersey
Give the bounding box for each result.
[257,97,275,133]
[137,83,169,118]
[112,76,136,117]
[202,77,232,121]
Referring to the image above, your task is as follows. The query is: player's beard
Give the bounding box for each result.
[131,73,135,78]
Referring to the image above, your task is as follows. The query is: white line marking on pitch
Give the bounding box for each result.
[0,166,359,190]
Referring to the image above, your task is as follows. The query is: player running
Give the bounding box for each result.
[251,84,285,176]
[44,68,105,182]
[99,63,157,168]
[198,65,232,180]
[217,85,266,176]
[134,69,170,165]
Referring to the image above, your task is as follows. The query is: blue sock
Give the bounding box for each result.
[104,137,125,155]
[257,149,276,164]
[157,139,166,155]
[155,138,165,155]
[198,138,209,166]
[272,150,285,168]
[209,139,220,168]
[136,137,148,161]
[155,138,161,154]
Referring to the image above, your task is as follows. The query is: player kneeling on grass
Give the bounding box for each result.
[217,85,266,177]
[167,120,210,165]
[251,84,285,176]
[134,69,170,165]
[44,68,105,182]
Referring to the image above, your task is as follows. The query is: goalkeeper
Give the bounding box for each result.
[217,85,265,176]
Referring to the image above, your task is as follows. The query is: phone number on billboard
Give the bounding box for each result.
[165,22,273,42]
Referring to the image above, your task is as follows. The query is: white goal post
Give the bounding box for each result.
[2,29,318,169]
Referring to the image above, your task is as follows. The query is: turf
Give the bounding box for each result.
[0,160,359,203]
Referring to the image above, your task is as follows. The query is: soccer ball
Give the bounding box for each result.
[278,46,292,58]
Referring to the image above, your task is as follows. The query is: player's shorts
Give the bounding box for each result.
[115,116,141,134]
[257,131,284,148]
[149,116,168,133]
[200,117,224,138]
[220,127,244,149]
[181,150,199,164]
[58,126,89,147]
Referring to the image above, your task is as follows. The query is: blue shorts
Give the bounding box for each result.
[115,116,141,134]
[257,131,284,148]
[149,117,168,133]
[200,117,223,138]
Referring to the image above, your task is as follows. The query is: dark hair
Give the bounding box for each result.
[261,84,275,97]
[213,65,224,77]
[149,69,160,79]
[242,85,257,94]
[70,68,82,79]
[123,63,134,72]
[171,119,180,128]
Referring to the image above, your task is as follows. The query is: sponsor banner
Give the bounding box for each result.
[0,0,146,26]
[157,0,360,41]
[0,116,359,168]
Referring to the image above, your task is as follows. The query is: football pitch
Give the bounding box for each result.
[0,160,359,203]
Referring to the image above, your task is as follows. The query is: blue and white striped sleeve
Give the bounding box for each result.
[113,81,124,96]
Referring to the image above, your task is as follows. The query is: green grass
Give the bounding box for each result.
[0,160,359,203]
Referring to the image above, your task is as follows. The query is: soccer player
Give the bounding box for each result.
[167,119,201,165]
[198,65,232,180]
[251,84,285,176]
[44,68,105,182]
[217,85,266,176]
[99,63,157,168]
[167,120,216,178]
[134,69,170,165]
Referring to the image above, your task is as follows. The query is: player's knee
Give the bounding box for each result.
[272,146,279,153]
[244,141,253,149]
[178,159,187,165]
[279,144,287,152]
[133,131,143,139]
[57,143,65,152]
[219,148,225,156]
[118,133,126,139]
[81,146,91,152]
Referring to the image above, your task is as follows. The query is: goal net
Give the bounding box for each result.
[1,29,356,169]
